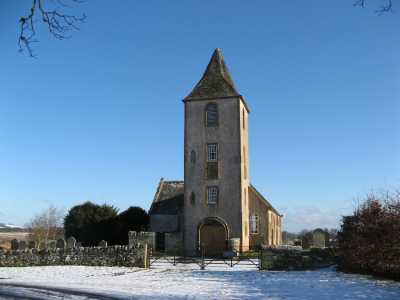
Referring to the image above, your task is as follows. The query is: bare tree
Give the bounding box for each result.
[354,0,394,15]
[26,205,65,249]
[19,0,86,57]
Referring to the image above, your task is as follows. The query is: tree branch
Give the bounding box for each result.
[353,0,394,15]
[19,0,86,57]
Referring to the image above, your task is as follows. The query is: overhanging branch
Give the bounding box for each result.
[18,0,86,57]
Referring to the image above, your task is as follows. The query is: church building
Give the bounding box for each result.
[149,49,282,256]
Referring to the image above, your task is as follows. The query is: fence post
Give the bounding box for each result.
[258,249,262,270]
[200,245,206,270]
[144,244,149,269]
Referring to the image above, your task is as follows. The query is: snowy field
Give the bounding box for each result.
[0,263,399,300]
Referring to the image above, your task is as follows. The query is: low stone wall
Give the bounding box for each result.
[0,234,148,268]
[260,247,336,271]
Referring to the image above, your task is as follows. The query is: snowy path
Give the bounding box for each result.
[0,283,122,300]
[0,265,399,299]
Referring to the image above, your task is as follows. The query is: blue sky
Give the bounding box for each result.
[0,1,399,232]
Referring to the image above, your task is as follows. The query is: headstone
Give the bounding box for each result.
[47,240,57,249]
[98,240,108,248]
[56,239,66,249]
[228,238,240,252]
[28,241,36,249]
[128,231,137,249]
[66,237,76,249]
[11,239,19,251]
[18,240,27,250]
[312,229,327,248]
[137,232,156,248]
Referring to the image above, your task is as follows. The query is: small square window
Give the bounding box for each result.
[207,186,218,204]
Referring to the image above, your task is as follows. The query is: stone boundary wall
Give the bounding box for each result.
[260,247,336,271]
[0,232,152,268]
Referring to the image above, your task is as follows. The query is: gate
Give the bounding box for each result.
[148,247,262,270]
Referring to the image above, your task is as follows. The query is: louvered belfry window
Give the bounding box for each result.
[205,103,218,127]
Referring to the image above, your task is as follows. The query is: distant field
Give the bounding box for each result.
[0,232,30,250]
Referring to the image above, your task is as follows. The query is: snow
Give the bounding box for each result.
[0,263,399,299]
[0,223,23,229]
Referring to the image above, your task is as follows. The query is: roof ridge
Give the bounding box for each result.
[249,184,282,216]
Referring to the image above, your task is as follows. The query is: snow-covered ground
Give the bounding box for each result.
[0,263,399,299]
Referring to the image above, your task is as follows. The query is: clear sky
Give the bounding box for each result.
[1,1,399,232]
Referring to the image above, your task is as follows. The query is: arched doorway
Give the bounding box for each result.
[198,217,228,257]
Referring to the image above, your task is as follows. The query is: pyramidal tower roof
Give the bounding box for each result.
[185,48,241,100]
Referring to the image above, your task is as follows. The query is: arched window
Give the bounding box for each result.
[249,214,259,234]
[205,103,218,127]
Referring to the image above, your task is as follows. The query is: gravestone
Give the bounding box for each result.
[18,241,27,250]
[312,229,327,248]
[11,239,19,251]
[98,240,108,248]
[47,240,57,249]
[56,239,66,249]
[228,238,240,253]
[28,241,36,249]
[66,237,76,249]
[128,232,138,249]
[129,231,155,249]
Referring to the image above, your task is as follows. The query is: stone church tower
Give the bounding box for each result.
[183,48,251,255]
[149,49,282,256]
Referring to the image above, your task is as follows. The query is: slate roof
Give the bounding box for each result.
[149,178,184,215]
[185,48,241,100]
[149,178,281,217]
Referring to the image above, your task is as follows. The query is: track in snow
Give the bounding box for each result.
[0,284,126,300]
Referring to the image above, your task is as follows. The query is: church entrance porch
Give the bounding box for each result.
[198,217,228,257]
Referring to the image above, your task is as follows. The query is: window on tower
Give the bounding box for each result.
[207,186,218,204]
[205,103,218,127]
[207,144,218,161]
[207,143,218,179]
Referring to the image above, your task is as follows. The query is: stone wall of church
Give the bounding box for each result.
[248,187,282,248]
[165,232,183,254]
[183,97,244,255]
[239,100,250,251]
[248,188,269,248]
[268,211,282,245]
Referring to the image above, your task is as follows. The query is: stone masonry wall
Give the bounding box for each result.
[0,233,150,268]
[260,247,336,271]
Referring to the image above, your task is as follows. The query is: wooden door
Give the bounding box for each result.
[200,224,226,257]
